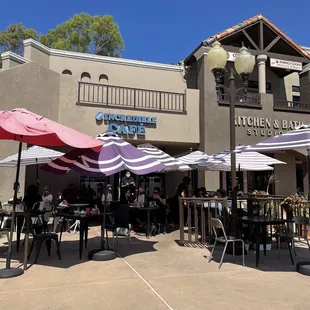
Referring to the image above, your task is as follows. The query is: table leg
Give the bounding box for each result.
[23,215,30,270]
[146,211,151,239]
[79,219,85,259]
[255,223,260,267]
[84,220,88,248]
[263,224,267,257]
[16,216,23,252]
[285,224,295,265]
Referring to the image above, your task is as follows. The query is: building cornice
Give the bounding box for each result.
[23,39,184,72]
[1,51,29,64]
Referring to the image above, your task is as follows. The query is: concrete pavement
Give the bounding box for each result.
[1,227,310,309]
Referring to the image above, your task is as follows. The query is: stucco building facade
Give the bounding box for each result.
[1,14,310,199]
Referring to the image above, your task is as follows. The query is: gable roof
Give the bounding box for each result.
[185,14,310,64]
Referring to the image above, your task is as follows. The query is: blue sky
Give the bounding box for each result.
[1,0,309,64]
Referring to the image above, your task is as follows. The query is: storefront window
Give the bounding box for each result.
[296,163,304,194]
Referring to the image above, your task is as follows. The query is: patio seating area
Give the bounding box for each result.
[1,226,310,310]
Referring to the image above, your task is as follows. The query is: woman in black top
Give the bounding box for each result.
[120,189,133,205]
[23,184,42,210]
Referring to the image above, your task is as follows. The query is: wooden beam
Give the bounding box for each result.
[264,36,281,52]
[259,21,264,50]
[242,30,260,51]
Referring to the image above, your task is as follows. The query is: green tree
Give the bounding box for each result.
[0,23,37,55]
[40,13,124,57]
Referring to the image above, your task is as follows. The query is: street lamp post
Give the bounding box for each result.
[207,41,255,235]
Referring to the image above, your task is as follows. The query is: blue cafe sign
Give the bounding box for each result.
[95,112,157,136]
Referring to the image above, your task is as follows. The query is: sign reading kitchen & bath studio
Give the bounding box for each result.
[95,112,157,136]
[235,116,304,137]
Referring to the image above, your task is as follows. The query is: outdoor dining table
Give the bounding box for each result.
[237,216,294,267]
[57,212,105,259]
[0,208,48,270]
[130,206,159,239]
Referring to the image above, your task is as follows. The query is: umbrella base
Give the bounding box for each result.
[0,267,24,279]
[88,249,117,261]
[296,261,310,276]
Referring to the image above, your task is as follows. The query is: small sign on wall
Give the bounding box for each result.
[270,58,302,71]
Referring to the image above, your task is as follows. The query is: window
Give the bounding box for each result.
[99,74,109,84]
[62,69,72,75]
[266,83,272,94]
[292,85,300,92]
[293,95,301,108]
[81,72,91,82]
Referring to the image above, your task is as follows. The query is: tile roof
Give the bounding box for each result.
[204,14,310,60]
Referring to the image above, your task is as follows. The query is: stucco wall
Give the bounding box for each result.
[57,75,200,144]
[0,62,60,200]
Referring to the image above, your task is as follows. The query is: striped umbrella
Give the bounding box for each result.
[137,143,191,172]
[239,125,310,152]
[176,150,274,171]
[210,146,286,168]
[239,125,310,197]
[0,145,64,167]
[42,132,165,176]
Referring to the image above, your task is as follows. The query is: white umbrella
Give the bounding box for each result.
[0,145,64,189]
[137,143,191,172]
[208,146,285,170]
[0,145,64,167]
[176,150,274,171]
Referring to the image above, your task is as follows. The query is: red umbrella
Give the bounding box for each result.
[0,109,104,278]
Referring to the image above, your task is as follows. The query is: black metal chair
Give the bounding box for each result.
[0,209,10,245]
[104,203,131,248]
[25,211,61,263]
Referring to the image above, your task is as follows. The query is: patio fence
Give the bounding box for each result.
[179,197,228,245]
[178,195,310,245]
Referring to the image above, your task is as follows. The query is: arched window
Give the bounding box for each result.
[99,74,109,84]
[62,69,72,75]
[81,72,91,82]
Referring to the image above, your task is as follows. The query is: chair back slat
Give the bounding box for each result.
[211,218,227,241]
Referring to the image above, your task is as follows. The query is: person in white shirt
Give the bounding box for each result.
[42,186,53,204]
[136,188,145,208]
[101,187,113,203]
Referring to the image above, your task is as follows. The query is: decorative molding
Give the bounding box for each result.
[0,51,29,64]
[23,39,183,72]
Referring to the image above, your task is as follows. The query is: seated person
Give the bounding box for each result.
[102,186,113,203]
[205,191,223,216]
[151,187,167,225]
[134,188,145,208]
[42,186,53,204]
[23,184,42,210]
[120,189,134,205]
[62,184,78,204]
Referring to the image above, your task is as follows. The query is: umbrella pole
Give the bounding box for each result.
[0,140,24,278]
[307,149,310,200]
[36,158,40,193]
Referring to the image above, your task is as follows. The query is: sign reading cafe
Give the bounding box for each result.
[95,112,157,136]
[235,116,304,137]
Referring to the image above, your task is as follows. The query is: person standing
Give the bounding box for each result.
[121,171,135,190]
[170,177,191,226]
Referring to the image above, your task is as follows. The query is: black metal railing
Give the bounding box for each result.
[77,82,186,113]
[217,93,261,107]
[274,99,310,113]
